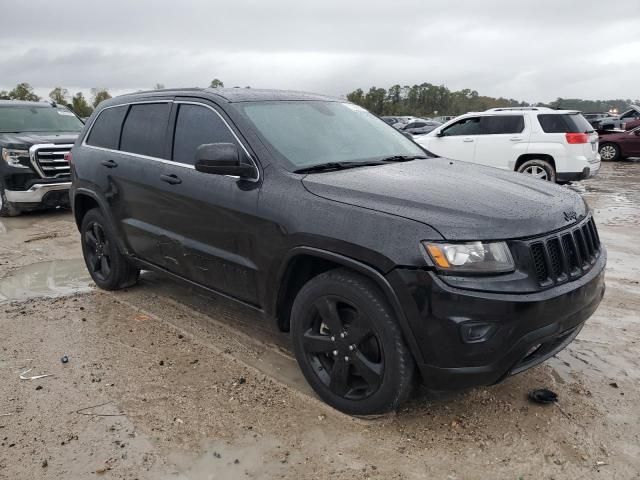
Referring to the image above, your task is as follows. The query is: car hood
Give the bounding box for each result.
[302,158,588,240]
[0,131,79,149]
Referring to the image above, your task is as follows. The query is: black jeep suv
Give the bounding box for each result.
[0,100,84,216]
[70,89,606,415]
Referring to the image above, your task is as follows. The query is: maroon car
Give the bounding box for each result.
[599,127,640,161]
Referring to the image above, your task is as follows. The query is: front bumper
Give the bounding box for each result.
[387,247,606,390]
[5,182,71,204]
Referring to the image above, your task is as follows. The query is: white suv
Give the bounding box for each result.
[414,107,601,183]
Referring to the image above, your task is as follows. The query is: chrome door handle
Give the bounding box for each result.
[463,138,474,143]
[510,137,523,142]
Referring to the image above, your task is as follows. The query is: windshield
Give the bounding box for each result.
[235,101,427,170]
[0,106,84,133]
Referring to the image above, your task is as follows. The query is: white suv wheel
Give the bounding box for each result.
[524,165,548,180]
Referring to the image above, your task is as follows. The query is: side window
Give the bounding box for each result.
[481,115,524,134]
[172,104,238,165]
[120,103,171,158]
[441,117,482,136]
[86,106,127,149]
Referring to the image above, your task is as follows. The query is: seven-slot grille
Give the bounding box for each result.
[31,144,72,178]
[529,216,601,286]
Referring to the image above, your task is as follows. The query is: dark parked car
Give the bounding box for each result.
[380,116,401,126]
[0,100,83,216]
[598,127,640,161]
[597,105,640,131]
[400,119,442,135]
[70,88,606,415]
[582,112,613,128]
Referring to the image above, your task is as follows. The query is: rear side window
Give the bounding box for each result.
[86,106,128,149]
[120,103,171,158]
[172,104,237,165]
[481,115,524,134]
[441,117,482,136]
[537,114,593,133]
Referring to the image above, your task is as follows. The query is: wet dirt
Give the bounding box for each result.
[0,162,639,479]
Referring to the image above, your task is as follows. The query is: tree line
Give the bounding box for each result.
[0,82,112,117]
[346,83,639,117]
[0,78,233,118]
[2,79,636,119]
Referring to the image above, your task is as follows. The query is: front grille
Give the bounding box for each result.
[529,216,601,286]
[31,144,72,178]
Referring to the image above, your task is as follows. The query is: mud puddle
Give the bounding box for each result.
[0,258,93,303]
[166,434,300,480]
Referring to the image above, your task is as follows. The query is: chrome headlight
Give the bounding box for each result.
[1,148,31,169]
[423,241,514,274]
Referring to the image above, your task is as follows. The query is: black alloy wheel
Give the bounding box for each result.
[80,208,140,290]
[291,268,415,415]
[302,295,384,400]
[84,221,112,282]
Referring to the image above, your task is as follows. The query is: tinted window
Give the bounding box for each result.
[172,104,237,165]
[537,113,593,133]
[441,117,482,136]
[481,115,524,134]
[621,110,640,119]
[86,106,127,149]
[120,103,171,158]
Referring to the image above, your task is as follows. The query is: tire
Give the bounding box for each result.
[599,142,620,162]
[291,268,415,415]
[516,159,556,182]
[0,181,21,217]
[80,208,140,290]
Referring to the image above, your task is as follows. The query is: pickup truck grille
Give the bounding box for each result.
[30,144,73,178]
[529,216,601,286]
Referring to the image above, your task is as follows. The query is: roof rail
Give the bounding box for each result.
[485,107,552,112]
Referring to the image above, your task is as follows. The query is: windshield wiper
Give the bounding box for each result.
[294,161,386,174]
[378,154,429,162]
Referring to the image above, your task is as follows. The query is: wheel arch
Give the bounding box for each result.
[274,246,424,364]
[72,188,129,255]
[515,154,556,172]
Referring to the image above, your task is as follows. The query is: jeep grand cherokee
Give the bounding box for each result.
[70,89,606,415]
[0,100,83,216]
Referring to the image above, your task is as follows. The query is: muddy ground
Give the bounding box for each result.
[0,161,639,479]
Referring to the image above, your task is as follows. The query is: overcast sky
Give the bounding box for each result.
[1,0,638,103]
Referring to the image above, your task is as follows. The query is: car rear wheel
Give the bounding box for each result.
[291,268,415,415]
[81,208,140,290]
[599,143,620,161]
[517,159,556,182]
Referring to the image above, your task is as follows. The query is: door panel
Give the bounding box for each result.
[427,117,482,162]
[150,100,263,305]
[474,115,529,170]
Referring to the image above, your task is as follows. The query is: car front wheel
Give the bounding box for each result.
[291,268,415,415]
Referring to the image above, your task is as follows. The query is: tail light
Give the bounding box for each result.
[64,151,72,164]
[565,133,589,144]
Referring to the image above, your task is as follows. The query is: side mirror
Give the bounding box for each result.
[194,143,257,178]
[436,130,445,137]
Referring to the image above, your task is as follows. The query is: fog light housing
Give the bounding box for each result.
[460,322,495,344]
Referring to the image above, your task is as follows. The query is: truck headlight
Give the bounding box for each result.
[423,241,515,274]
[1,148,31,169]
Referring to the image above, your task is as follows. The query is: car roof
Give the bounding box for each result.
[118,87,341,104]
[0,100,57,108]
